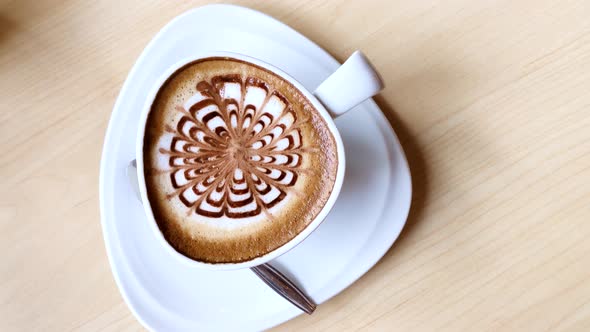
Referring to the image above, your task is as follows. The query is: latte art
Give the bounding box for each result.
[143,58,338,263]
[161,76,305,219]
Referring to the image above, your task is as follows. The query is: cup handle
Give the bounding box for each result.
[313,51,384,118]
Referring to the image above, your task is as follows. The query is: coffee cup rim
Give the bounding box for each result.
[136,51,346,270]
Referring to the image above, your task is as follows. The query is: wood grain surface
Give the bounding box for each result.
[2,0,590,331]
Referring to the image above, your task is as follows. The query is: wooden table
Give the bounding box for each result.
[2,0,590,330]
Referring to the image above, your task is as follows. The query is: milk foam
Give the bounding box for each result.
[156,74,304,229]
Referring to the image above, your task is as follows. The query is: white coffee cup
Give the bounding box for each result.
[136,51,383,270]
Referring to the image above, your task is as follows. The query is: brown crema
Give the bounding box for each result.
[143,57,338,263]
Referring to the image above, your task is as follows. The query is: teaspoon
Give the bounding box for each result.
[127,160,316,314]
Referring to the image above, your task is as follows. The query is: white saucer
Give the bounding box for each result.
[99,4,412,331]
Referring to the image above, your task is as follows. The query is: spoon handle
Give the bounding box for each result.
[251,263,316,314]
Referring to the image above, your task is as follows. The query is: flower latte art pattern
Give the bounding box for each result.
[161,75,305,219]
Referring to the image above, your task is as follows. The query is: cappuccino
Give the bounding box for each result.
[143,57,338,263]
